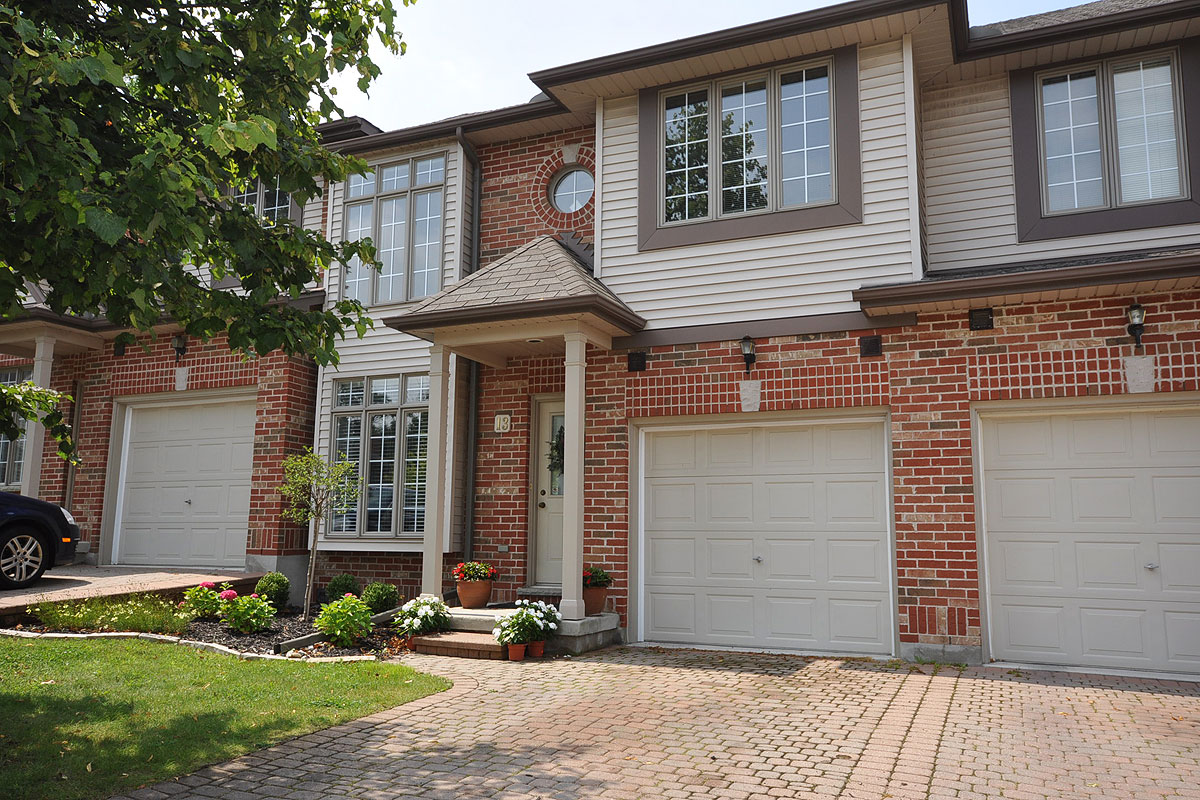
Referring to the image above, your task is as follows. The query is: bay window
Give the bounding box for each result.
[343,153,445,305]
[330,374,430,537]
[0,367,31,488]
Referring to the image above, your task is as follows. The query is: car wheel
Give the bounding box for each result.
[0,527,49,589]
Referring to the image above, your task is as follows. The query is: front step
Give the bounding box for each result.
[410,631,506,660]
[446,606,513,633]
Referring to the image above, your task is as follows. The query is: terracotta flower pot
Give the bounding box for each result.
[583,586,609,616]
[507,643,527,661]
[527,640,545,658]
[457,580,492,609]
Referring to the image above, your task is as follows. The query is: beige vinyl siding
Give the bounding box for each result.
[301,178,325,232]
[923,74,1200,271]
[598,41,917,329]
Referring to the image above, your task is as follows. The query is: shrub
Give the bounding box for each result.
[361,582,400,615]
[393,596,451,636]
[491,606,545,646]
[181,581,227,619]
[314,594,374,647]
[582,565,613,588]
[452,561,497,582]
[326,573,360,598]
[254,572,291,610]
[221,593,277,634]
[30,594,194,635]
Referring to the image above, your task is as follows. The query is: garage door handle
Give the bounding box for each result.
[753,556,763,563]
[1144,563,1159,570]
[184,499,192,505]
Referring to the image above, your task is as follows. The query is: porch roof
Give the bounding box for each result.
[386,235,646,339]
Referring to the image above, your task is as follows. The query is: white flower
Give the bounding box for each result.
[550,623,558,630]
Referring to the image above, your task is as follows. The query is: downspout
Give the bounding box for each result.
[62,379,82,511]
[456,126,483,561]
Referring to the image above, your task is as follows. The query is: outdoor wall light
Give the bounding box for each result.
[171,334,188,362]
[1126,304,1146,349]
[112,340,126,357]
[740,336,756,374]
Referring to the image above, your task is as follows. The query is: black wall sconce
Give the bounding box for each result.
[1126,304,1146,348]
[112,340,126,357]
[627,351,647,372]
[859,335,883,357]
[739,336,756,374]
[968,307,994,331]
[172,334,188,363]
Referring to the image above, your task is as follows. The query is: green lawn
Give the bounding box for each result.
[0,637,448,800]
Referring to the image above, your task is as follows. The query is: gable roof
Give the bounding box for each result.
[969,0,1181,38]
[389,236,646,335]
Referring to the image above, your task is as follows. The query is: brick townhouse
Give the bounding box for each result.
[5,0,1199,674]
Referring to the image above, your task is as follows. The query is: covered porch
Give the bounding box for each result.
[386,236,645,623]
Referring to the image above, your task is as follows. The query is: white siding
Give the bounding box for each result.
[923,74,1200,271]
[598,41,917,328]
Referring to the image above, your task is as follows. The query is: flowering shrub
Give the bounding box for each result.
[492,601,560,646]
[254,572,291,609]
[361,582,401,615]
[393,596,451,637]
[314,594,374,647]
[218,589,238,601]
[452,561,498,582]
[181,582,228,618]
[582,566,613,588]
[221,593,276,634]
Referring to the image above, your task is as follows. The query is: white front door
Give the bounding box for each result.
[641,419,893,654]
[981,405,1200,673]
[116,398,255,567]
[532,400,565,585]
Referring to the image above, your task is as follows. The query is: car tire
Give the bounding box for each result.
[0,527,49,589]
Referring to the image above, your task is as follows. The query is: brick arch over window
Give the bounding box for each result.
[534,145,596,230]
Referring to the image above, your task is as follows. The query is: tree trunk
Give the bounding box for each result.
[301,518,320,622]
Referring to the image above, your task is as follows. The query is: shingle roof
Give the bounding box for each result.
[970,0,1180,38]
[403,236,643,323]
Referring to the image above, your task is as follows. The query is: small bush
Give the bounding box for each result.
[181,582,226,619]
[30,594,194,635]
[314,594,374,648]
[254,572,291,609]
[326,573,360,598]
[222,594,277,634]
[361,582,400,615]
[491,606,544,646]
[393,596,451,636]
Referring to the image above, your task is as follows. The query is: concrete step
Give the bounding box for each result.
[446,606,516,633]
[410,631,507,660]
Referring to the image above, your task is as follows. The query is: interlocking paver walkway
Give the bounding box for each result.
[116,647,1200,800]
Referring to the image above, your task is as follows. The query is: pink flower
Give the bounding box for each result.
[250,593,259,598]
[199,582,216,590]
[344,593,354,598]
[218,590,237,600]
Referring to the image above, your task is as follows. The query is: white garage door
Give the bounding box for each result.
[116,399,255,567]
[982,407,1200,673]
[642,420,893,654]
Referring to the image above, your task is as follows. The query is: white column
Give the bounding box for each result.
[20,335,55,499]
[560,332,587,620]
[420,344,452,597]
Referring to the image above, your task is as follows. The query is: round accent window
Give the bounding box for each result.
[550,167,594,213]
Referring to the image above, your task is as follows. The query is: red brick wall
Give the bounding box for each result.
[478,126,595,264]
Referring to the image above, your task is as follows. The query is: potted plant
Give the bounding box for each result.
[492,605,543,661]
[582,565,613,616]
[515,599,562,658]
[453,561,498,608]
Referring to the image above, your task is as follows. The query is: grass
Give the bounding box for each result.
[0,637,448,800]
[29,594,194,635]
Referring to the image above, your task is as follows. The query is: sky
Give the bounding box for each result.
[328,0,1083,132]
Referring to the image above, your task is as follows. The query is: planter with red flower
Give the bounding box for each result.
[453,561,498,608]
[582,565,613,616]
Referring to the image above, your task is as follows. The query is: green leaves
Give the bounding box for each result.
[83,206,128,245]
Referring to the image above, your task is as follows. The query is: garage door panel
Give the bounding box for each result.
[645,481,697,526]
[826,425,884,471]
[1159,544,1200,595]
[706,482,754,523]
[706,537,755,580]
[764,481,816,522]
[646,536,696,580]
[708,593,756,636]
[708,430,754,469]
[1164,611,1200,664]
[764,427,816,469]
[1079,606,1153,659]
[764,596,818,643]
[1152,475,1200,523]
[646,591,697,637]
[829,598,888,647]
[826,480,885,526]
[828,538,887,585]
[988,537,1063,590]
[1148,411,1200,460]
[763,538,817,581]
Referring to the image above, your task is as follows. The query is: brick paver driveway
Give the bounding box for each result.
[121,647,1200,800]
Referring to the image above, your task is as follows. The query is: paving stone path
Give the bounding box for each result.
[114,647,1200,799]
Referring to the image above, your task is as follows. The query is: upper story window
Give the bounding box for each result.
[551,168,595,214]
[637,46,861,252]
[330,374,430,537]
[1038,51,1186,215]
[343,153,446,306]
[660,60,833,226]
[233,178,292,225]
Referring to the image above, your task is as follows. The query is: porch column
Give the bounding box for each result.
[20,335,55,499]
[420,344,452,598]
[560,331,587,620]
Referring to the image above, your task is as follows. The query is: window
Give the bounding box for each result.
[342,154,445,305]
[637,46,861,251]
[1037,51,1186,215]
[0,367,31,487]
[330,374,430,537]
[233,178,292,225]
[661,59,834,225]
[550,168,595,214]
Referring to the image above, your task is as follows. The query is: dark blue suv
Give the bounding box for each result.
[0,492,79,589]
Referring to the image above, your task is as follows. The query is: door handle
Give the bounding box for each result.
[538,502,546,509]
[184,499,192,505]
[1144,563,1159,570]
[753,556,763,563]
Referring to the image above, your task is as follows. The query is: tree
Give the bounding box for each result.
[279,447,361,620]
[0,1,408,454]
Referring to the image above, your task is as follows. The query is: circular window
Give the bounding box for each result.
[550,168,595,214]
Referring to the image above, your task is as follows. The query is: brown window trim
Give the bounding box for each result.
[1011,37,1200,243]
[636,45,862,252]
